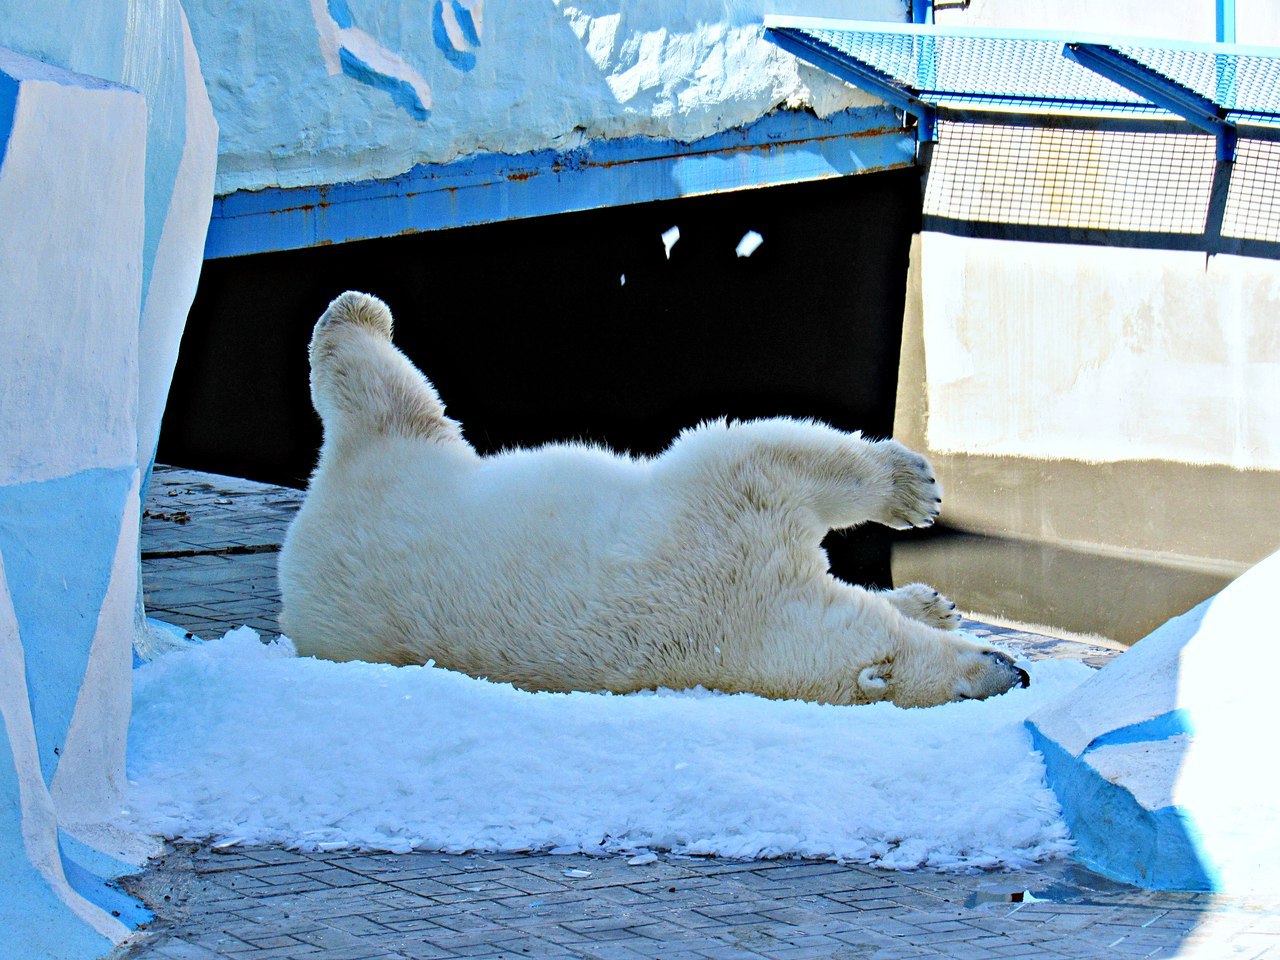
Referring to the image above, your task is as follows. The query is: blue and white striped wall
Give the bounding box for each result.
[0,2,216,957]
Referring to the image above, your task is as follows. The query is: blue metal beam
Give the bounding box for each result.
[205,107,913,258]
[1064,42,1237,160]
[765,26,937,142]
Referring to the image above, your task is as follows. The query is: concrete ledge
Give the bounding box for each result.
[205,106,913,258]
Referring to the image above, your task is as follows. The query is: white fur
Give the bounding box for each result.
[279,292,1029,708]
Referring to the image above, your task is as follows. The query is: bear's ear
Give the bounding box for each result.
[857,661,893,700]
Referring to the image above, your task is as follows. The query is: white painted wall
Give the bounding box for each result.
[182,0,905,195]
[936,0,1280,44]
[920,235,1280,471]
[0,66,143,488]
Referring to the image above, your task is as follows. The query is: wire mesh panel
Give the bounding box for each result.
[1117,45,1280,123]
[769,20,1280,125]
[1223,138,1280,243]
[805,27,1159,114]
[768,19,1280,250]
[924,122,1216,233]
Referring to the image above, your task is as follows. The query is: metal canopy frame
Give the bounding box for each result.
[763,17,1280,162]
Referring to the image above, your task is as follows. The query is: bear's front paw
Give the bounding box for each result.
[881,583,961,630]
[870,440,942,530]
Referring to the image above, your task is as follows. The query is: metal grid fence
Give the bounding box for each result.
[1114,45,1280,121]
[924,122,1214,232]
[787,24,1280,125]
[1222,137,1280,244]
[924,120,1280,245]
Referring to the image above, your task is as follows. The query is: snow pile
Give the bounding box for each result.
[124,628,1092,870]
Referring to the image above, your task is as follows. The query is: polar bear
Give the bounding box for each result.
[279,292,1030,708]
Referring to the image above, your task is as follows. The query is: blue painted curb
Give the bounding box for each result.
[1027,719,1219,890]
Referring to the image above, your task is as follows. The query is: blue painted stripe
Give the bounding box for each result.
[0,467,136,784]
[327,0,355,29]
[1027,720,1219,891]
[0,68,16,170]
[58,832,152,928]
[451,1,481,48]
[1083,709,1196,754]
[206,107,912,258]
[433,1,477,71]
[339,47,429,120]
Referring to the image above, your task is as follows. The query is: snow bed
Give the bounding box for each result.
[123,628,1092,870]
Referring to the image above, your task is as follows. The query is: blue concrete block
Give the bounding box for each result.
[1028,550,1280,894]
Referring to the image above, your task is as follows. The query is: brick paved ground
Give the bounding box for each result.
[117,466,1280,960]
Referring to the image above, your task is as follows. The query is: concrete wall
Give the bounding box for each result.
[892,2,1280,640]
[0,3,216,958]
[182,0,906,196]
[894,234,1280,641]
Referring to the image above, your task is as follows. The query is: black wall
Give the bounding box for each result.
[161,167,922,585]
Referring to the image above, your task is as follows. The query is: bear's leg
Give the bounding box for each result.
[308,291,469,449]
[686,419,941,531]
[877,582,961,630]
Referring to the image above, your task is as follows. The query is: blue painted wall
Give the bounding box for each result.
[0,3,217,957]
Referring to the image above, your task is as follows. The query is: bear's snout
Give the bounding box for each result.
[982,649,1030,691]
